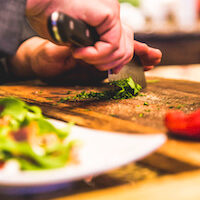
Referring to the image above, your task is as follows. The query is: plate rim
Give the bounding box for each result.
[0,119,166,187]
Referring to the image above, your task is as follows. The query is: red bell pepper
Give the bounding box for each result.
[165,109,200,139]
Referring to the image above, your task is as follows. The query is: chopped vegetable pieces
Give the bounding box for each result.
[60,77,142,102]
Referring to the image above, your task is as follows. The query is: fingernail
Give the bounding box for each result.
[153,48,162,54]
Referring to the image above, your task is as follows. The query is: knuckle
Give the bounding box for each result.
[103,7,114,19]
[115,46,132,61]
[115,50,124,60]
[118,52,124,60]
[103,6,118,22]
[111,43,119,51]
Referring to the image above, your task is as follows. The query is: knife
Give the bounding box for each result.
[47,11,146,88]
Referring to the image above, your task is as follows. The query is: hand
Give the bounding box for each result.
[9,37,107,85]
[134,40,162,71]
[9,37,161,83]
[8,37,76,79]
[26,0,133,71]
[112,40,162,74]
[27,38,76,78]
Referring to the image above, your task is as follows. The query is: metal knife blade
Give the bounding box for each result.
[47,11,146,88]
[108,62,146,88]
[108,55,146,88]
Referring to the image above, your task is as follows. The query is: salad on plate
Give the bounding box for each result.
[0,97,76,171]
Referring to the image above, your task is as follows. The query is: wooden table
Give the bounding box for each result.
[0,70,200,200]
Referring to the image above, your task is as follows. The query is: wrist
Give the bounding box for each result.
[26,0,51,17]
[26,0,54,40]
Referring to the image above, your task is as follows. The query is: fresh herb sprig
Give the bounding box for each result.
[119,0,140,7]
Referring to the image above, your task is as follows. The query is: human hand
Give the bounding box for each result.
[28,38,76,78]
[8,37,76,78]
[29,38,107,84]
[26,0,133,71]
[9,37,106,84]
[113,40,162,74]
[134,40,162,71]
[9,36,161,83]
[28,38,161,78]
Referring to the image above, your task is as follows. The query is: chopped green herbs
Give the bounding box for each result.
[143,102,149,106]
[146,79,160,83]
[59,97,71,102]
[139,93,146,97]
[84,109,91,112]
[109,114,118,117]
[66,91,72,95]
[119,0,140,7]
[0,97,75,171]
[176,104,186,109]
[59,77,142,102]
[46,97,53,101]
[139,113,144,118]
[168,104,186,110]
[176,105,182,109]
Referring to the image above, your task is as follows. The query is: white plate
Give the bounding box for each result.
[0,119,166,194]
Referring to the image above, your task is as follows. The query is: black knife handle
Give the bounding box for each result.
[47,11,99,47]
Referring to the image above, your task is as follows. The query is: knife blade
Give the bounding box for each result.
[47,11,146,88]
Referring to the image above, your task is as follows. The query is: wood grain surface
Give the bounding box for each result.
[0,77,199,173]
[0,77,200,200]
[54,169,200,200]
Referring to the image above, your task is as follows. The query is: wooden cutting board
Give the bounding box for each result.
[0,77,199,173]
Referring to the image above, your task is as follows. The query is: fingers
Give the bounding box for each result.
[133,40,162,67]
[72,1,121,62]
[73,23,134,72]
[71,1,134,71]
[109,25,134,74]
[95,29,133,71]
[72,20,122,62]
[144,66,154,71]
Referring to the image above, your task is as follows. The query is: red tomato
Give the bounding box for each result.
[165,109,200,139]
